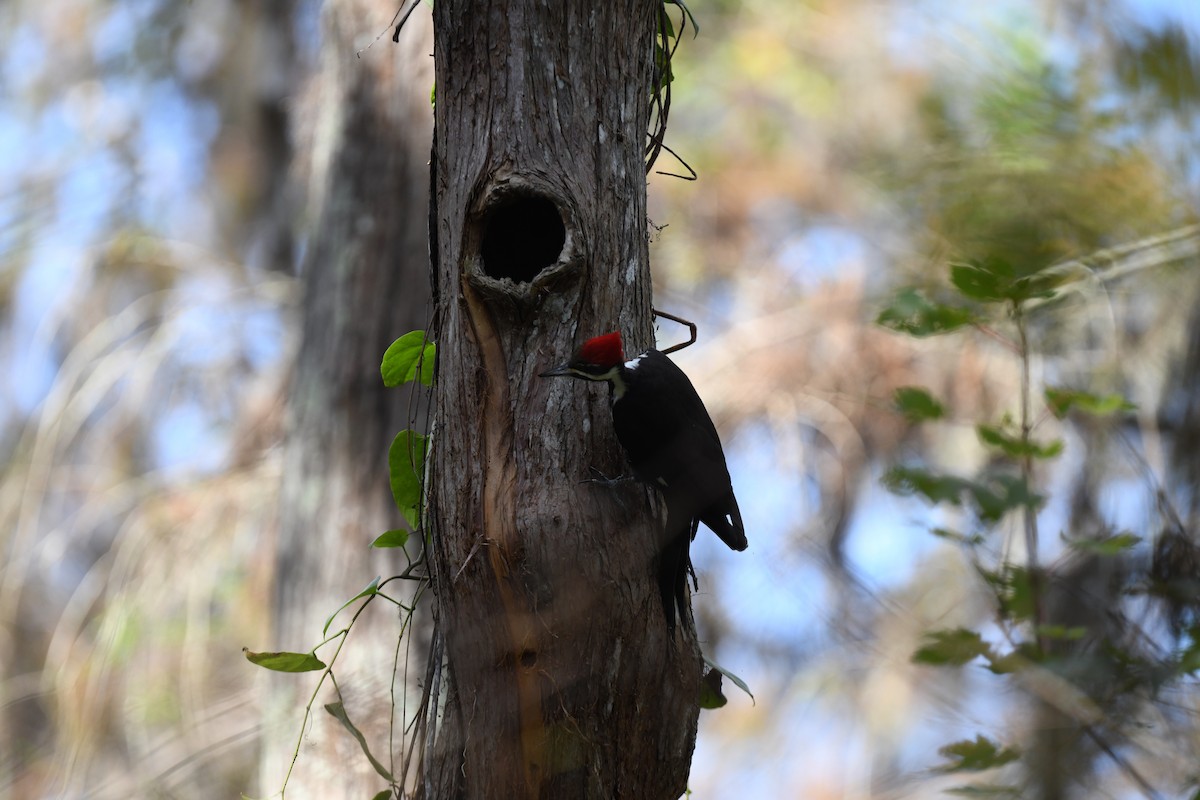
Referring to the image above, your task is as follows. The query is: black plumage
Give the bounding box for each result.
[541,333,747,631]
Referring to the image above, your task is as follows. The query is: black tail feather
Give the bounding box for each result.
[657,530,692,632]
[701,490,747,552]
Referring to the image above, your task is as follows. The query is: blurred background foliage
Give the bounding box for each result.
[2,0,1199,797]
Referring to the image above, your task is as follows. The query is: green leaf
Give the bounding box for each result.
[1178,637,1200,674]
[967,475,1043,523]
[936,735,1020,772]
[381,331,435,387]
[371,529,410,549]
[1067,532,1141,556]
[664,0,699,36]
[658,5,675,39]
[986,651,1022,675]
[950,258,1060,304]
[388,430,428,530]
[885,467,1041,522]
[913,628,991,666]
[978,565,1036,622]
[951,260,1011,303]
[944,785,1021,797]
[698,667,727,709]
[702,656,755,704]
[985,641,1041,674]
[323,576,382,637]
[1044,387,1136,419]
[882,466,973,506]
[930,527,985,546]
[243,648,326,673]
[893,386,945,422]
[976,424,1063,460]
[371,791,393,800]
[653,42,675,89]
[1036,624,1088,641]
[324,701,394,782]
[877,289,975,337]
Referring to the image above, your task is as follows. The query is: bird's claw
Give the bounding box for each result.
[580,467,635,513]
[579,467,633,488]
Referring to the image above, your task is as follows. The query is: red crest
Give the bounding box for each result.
[577,331,624,367]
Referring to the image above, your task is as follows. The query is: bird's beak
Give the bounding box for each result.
[538,362,574,378]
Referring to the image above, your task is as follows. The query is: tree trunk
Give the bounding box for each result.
[422,2,702,798]
[261,2,433,797]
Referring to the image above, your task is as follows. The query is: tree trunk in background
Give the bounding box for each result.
[260,2,432,797]
[421,3,702,798]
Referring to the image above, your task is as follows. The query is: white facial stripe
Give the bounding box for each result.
[611,370,627,399]
[569,365,619,381]
[566,363,627,398]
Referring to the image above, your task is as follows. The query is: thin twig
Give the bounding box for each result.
[357,0,423,58]
[423,626,444,800]
[652,307,697,354]
[1082,726,1165,800]
[1015,304,1046,654]
[651,140,697,181]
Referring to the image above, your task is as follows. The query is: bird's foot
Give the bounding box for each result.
[580,467,635,488]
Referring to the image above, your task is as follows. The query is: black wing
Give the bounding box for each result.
[612,350,747,551]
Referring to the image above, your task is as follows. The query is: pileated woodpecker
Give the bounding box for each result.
[540,331,747,631]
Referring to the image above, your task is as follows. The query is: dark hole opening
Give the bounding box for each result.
[480,195,566,283]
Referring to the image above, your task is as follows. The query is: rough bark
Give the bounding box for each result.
[422,2,702,798]
[261,3,433,798]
